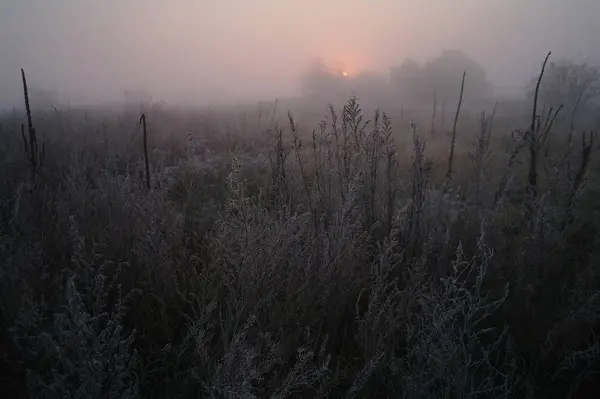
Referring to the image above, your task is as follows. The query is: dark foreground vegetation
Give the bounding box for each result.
[1,56,599,398]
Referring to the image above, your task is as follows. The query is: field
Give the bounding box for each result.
[1,68,599,398]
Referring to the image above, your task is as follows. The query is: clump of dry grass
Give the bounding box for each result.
[1,60,599,398]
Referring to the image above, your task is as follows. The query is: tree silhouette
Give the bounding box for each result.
[392,50,493,103]
[530,60,600,111]
[299,58,347,97]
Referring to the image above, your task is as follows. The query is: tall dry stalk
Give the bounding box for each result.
[521,52,562,223]
[20,124,28,155]
[21,68,44,178]
[446,71,466,181]
[527,52,551,200]
[561,131,594,230]
[140,113,150,191]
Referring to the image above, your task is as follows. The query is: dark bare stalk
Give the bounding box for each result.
[446,71,466,181]
[561,131,594,230]
[571,131,594,196]
[524,105,562,223]
[21,68,38,177]
[140,113,151,191]
[21,124,28,155]
[32,128,38,166]
[527,51,552,200]
[531,53,551,136]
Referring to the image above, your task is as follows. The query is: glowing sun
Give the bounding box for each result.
[342,71,348,77]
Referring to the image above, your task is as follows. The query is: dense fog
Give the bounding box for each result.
[1,0,599,108]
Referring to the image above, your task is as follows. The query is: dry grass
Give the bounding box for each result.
[0,65,599,398]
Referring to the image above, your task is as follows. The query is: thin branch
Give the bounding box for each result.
[446,71,466,181]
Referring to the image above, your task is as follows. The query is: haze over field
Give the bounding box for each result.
[1,0,600,107]
[4,2,600,398]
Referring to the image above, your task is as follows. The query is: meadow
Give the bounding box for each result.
[0,62,599,398]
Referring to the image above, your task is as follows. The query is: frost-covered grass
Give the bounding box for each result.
[0,92,598,398]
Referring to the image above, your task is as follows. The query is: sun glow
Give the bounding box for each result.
[342,71,349,77]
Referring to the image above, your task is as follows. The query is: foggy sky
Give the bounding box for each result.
[1,0,599,108]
